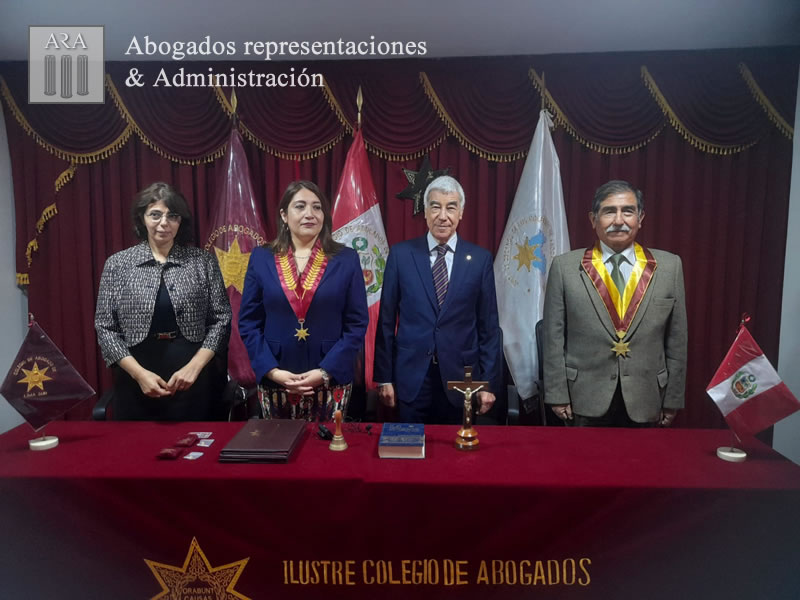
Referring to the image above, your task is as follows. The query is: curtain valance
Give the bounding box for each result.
[2,50,794,170]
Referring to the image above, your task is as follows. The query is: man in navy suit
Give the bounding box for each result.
[374,176,501,423]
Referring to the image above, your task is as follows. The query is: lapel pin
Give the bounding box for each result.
[466,255,472,261]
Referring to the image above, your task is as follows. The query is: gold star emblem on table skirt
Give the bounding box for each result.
[145,537,250,600]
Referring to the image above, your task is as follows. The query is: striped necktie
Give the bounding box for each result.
[609,253,627,294]
[432,244,449,306]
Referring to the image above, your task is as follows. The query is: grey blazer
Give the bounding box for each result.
[542,246,687,423]
[95,242,232,366]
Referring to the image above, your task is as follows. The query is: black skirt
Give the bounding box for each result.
[111,336,223,421]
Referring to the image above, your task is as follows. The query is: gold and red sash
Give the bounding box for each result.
[582,242,657,341]
[275,240,328,341]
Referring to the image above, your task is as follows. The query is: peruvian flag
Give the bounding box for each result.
[204,128,267,388]
[332,129,388,391]
[706,326,800,437]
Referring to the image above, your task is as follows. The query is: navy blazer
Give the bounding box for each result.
[239,246,369,385]
[374,235,501,407]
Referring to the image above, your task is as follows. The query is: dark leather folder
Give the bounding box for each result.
[219,419,307,463]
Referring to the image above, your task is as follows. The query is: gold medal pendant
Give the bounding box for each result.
[611,330,630,358]
[294,319,310,341]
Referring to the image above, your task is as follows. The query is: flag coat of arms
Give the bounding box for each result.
[706,326,800,437]
[493,110,570,400]
[204,128,267,387]
[332,129,389,390]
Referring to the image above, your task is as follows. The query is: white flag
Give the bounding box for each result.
[493,110,569,399]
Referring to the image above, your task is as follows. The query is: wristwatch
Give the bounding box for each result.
[319,368,331,387]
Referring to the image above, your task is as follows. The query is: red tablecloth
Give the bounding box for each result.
[1,422,799,599]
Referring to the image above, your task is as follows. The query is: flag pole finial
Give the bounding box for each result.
[738,312,751,332]
[356,86,363,130]
[230,89,239,128]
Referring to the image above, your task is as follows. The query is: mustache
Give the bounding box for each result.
[605,224,632,233]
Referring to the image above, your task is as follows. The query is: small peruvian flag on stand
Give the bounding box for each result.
[706,325,800,438]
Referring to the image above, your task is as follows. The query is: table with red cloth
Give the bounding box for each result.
[1,421,799,600]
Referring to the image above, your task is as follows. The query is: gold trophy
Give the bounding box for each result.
[448,366,487,451]
[329,409,348,451]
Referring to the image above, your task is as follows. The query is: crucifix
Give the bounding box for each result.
[447,366,488,451]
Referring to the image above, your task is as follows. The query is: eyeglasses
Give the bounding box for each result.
[145,211,181,223]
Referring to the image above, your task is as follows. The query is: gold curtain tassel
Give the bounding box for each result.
[641,66,754,156]
[529,68,662,155]
[739,63,793,139]
[106,74,224,165]
[420,71,526,163]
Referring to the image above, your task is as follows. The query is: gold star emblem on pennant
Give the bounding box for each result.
[17,362,53,392]
[214,236,251,294]
[145,537,250,600]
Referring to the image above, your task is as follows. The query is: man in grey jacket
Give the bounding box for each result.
[542,180,687,427]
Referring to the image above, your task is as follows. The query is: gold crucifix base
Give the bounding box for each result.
[329,433,348,452]
[329,409,348,452]
[455,426,479,451]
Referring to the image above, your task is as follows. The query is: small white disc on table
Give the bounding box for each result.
[29,436,59,451]
[716,446,747,462]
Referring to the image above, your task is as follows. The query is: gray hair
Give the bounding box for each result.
[592,180,644,215]
[424,175,465,210]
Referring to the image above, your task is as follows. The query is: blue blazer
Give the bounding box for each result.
[239,246,369,386]
[374,235,501,407]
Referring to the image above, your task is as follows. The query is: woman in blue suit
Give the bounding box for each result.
[239,181,368,420]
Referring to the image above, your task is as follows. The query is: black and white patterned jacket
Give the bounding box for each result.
[95,242,232,366]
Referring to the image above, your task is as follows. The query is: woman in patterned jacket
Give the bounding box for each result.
[95,182,231,420]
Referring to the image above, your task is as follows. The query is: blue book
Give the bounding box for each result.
[378,423,425,459]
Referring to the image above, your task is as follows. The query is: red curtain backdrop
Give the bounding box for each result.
[2,48,797,429]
